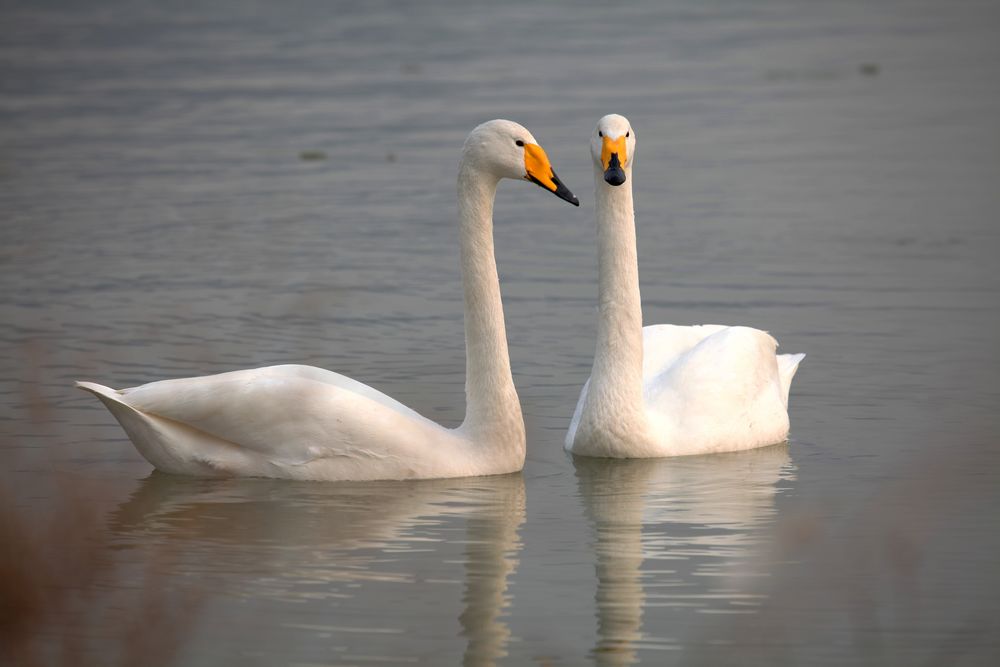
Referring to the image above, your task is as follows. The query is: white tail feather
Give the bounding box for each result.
[776,353,806,408]
[76,380,244,476]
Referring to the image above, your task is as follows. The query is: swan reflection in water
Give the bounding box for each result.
[110,471,525,666]
[573,444,794,666]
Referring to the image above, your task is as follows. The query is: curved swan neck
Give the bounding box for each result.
[456,163,523,445]
[588,171,645,413]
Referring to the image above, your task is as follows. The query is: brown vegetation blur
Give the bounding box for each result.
[1,375,202,667]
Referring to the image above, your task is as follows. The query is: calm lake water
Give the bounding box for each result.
[2,0,999,664]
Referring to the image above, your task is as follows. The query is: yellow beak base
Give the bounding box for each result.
[524,143,579,206]
[601,135,628,186]
[601,135,627,172]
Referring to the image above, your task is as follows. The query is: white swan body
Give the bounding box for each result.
[566,114,804,458]
[79,120,579,481]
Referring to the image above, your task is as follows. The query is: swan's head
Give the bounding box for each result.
[591,114,635,187]
[463,119,579,206]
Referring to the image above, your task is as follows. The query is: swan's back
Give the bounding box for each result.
[566,324,802,455]
[640,324,728,378]
[643,325,794,455]
[121,365,424,423]
[77,365,475,480]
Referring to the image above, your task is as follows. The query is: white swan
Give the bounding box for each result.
[566,114,804,458]
[78,119,579,481]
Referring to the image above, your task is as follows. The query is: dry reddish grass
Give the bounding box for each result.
[1,344,202,666]
[0,474,202,667]
[0,377,205,667]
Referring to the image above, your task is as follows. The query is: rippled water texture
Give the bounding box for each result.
[2,0,999,664]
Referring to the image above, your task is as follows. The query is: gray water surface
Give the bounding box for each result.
[2,0,999,664]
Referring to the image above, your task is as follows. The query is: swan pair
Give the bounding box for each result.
[78,116,803,481]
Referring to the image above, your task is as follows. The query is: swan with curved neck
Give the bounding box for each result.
[566,114,804,458]
[78,120,579,481]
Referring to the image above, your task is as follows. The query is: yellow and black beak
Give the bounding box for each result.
[523,143,579,206]
[601,135,627,186]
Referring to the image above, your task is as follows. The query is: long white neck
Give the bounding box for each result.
[456,163,524,448]
[585,169,645,420]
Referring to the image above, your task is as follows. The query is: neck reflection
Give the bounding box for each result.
[574,445,794,666]
[459,477,525,666]
[111,472,526,665]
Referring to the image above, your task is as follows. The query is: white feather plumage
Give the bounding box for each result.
[566,115,804,458]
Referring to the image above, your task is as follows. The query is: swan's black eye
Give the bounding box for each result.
[515,140,524,147]
[598,131,603,137]
[626,131,630,137]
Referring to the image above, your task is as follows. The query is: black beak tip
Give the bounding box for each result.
[604,151,627,186]
[550,171,580,206]
[604,168,627,186]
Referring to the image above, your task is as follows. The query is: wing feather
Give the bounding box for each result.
[117,365,436,465]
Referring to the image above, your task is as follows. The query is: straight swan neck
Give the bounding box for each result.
[586,170,646,420]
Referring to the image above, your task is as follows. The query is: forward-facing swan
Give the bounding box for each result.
[566,114,804,458]
[79,120,579,481]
